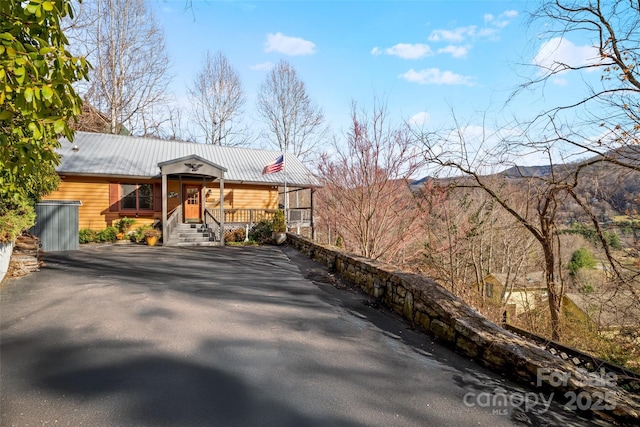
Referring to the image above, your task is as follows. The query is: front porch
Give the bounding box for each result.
[158,154,313,246]
[164,207,313,246]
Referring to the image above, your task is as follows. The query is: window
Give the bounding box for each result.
[120,183,154,210]
[485,283,493,298]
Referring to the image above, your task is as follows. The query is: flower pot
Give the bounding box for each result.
[272,231,287,245]
[146,235,158,246]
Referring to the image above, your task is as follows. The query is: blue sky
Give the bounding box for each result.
[154,0,602,161]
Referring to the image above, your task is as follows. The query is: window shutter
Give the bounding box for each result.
[154,183,162,212]
[109,183,120,212]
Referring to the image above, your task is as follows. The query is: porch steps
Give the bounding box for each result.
[169,223,218,246]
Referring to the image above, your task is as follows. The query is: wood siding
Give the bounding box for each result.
[43,177,115,230]
[205,183,278,210]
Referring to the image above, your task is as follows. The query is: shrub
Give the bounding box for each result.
[272,209,286,233]
[131,225,152,243]
[249,219,274,244]
[95,226,118,243]
[79,229,96,244]
[0,196,36,243]
[143,228,161,238]
[225,228,246,243]
[568,247,597,275]
[607,231,621,250]
[116,217,135,233]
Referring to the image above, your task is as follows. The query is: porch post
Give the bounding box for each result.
[179,175,183,222]
[162,172,167,245]
[219,177,225,247]
[201,176,206,223]
[310,187,315,241]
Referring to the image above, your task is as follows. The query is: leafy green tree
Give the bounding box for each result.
[568,248,597,275]
[0,0,88,241]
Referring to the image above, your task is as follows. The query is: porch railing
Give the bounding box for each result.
[288,208,311,225]
[207,208,277,225]
[199,207,312,232]
[204,209,221,241]
[165,207,181,245]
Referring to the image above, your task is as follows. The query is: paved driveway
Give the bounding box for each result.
[1,245,600,426]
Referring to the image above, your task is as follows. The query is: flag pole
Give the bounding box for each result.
[283,151,288,229]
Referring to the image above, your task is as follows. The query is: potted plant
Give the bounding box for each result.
[116,217,135,240]
[143,228,161,246]
[271,209,287,245]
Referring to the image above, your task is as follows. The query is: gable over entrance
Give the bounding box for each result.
[158,154,227,179]
[159,155,228,246]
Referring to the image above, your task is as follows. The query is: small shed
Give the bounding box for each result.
[31,200,82,251]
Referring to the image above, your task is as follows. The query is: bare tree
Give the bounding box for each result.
[316,100,423,262]
[520,0,640,159]
[69,0,172,136]
[414,113,640,341]
[188,51,248,145]
[256,60,328,162]
[162,106,197,142]
[416,182,538,318]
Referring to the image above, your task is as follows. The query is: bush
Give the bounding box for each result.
[95,226,118,243]
[0,196,36,243]
[143,228,161,238]
[116,217,135,233]
[607,231,621,250]
[225,228,246,243]
[249,219,274,244]
[131,225,152,243]
[568,247,597,274]
[272,209,286,233]
[79,229,96,244]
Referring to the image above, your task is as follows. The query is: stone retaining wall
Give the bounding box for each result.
[287,233,639,424]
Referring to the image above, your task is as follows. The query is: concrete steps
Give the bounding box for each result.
[169,223,218,246]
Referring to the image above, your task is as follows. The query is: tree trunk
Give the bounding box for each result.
[543,242,561,340]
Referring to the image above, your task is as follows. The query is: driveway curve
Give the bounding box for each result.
[1,244,602,426]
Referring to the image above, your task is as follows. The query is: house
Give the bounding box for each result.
[43,132,320,246]
[475,272,549,319]
[563,290,640,335]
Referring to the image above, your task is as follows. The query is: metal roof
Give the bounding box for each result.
[56,132,321,187]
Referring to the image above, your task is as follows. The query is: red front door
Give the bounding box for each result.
[184,185,201,222]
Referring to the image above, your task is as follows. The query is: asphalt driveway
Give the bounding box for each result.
[0,244,601,426]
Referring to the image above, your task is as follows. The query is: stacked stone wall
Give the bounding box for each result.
[287,233,639,424]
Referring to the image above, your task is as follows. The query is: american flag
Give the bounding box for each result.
[262,154,284,174]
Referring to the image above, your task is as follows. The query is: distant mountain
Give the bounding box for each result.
[409,176,430,187]
[498,165,554,178]
[409,147,640,217]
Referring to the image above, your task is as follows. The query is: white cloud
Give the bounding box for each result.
[371,43,433,59]
[429,10,518,44]
[400,68,475,86]
[552,77,568,86]
[264,32,316,56]
[477,27,499,38]
[438,45,469,59]
[490,10,519,29]
[250,62,274,71]
[428,26,476,43]
[533,37,600,77]
[409,112,430,127]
